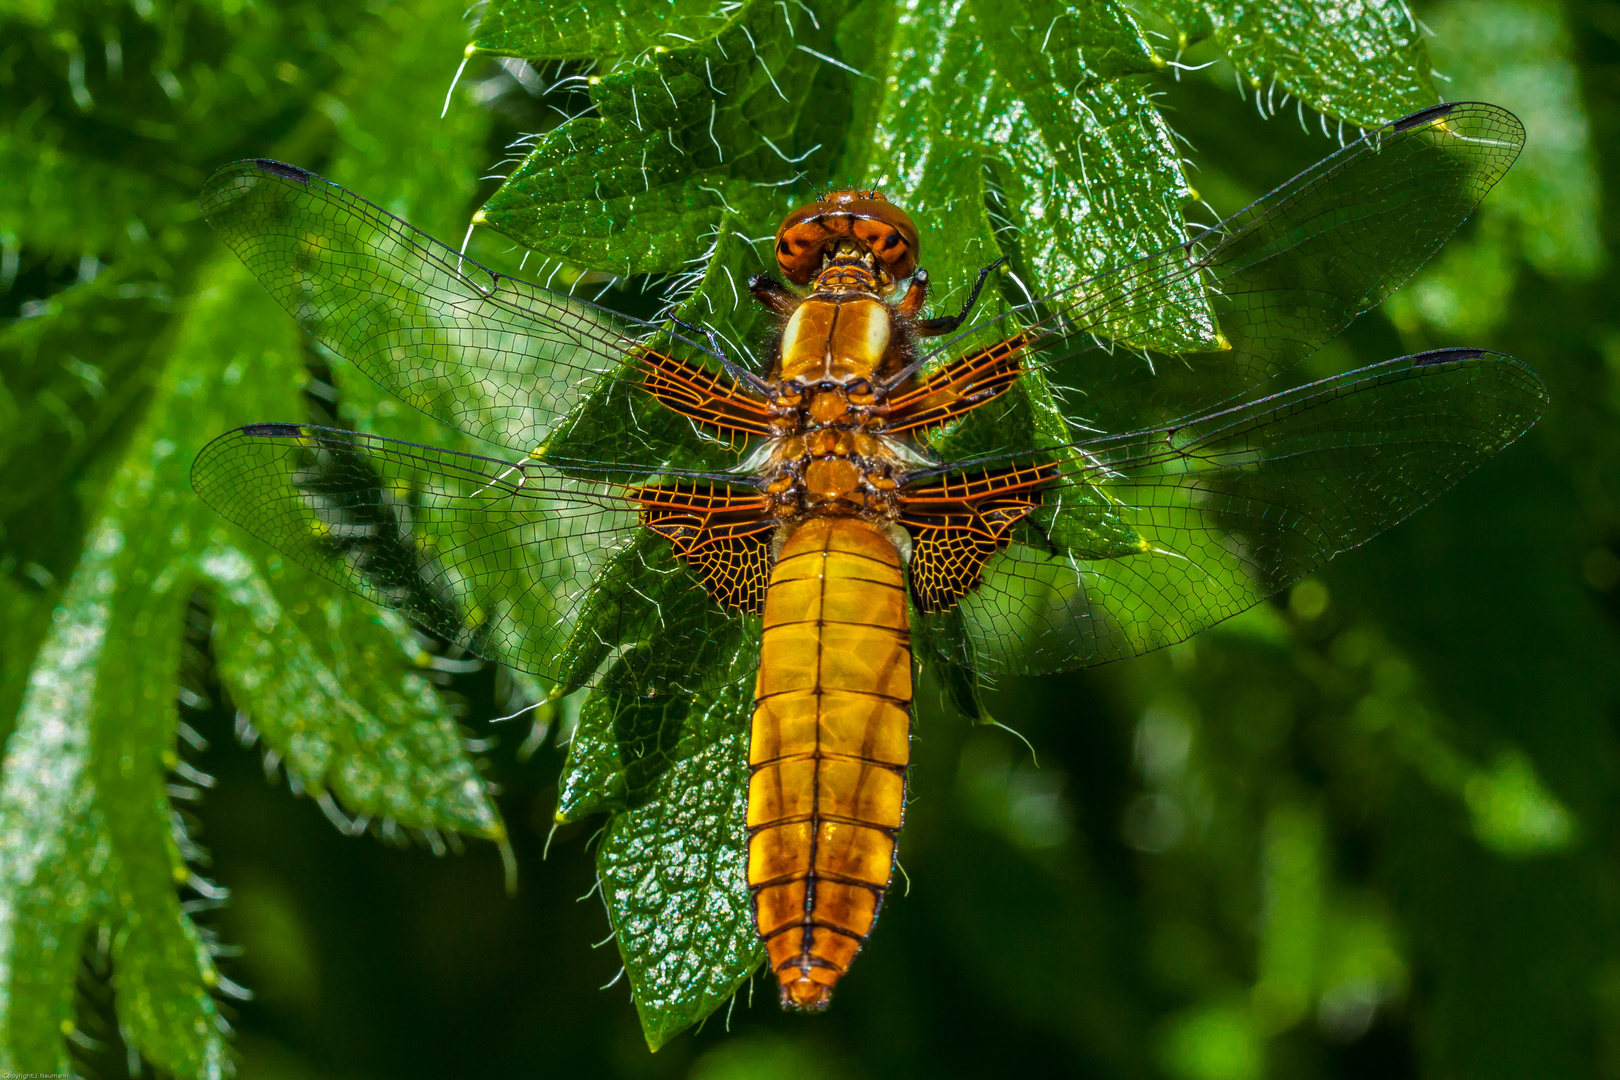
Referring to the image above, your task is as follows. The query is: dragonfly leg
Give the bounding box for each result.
[913,257,1006,337]
[748,272,801,317]
[670,316,773,395]
[895,269,929,317]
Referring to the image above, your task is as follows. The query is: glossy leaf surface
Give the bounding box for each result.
[0,0,1551,1065]
[187,91,1540,1045]
[0,2,506,1072]
[589,677,763,1050]
[1141,0,1435,126]
[193,103,1529,690]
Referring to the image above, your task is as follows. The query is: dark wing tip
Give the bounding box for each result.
[252,159,311,183]
[240,422,307,437]
[1386,101,1525,157]
[201,159,320,221]
[1392,102,1457,132]
[1406,347,1550,418]
[1412,347,1489,367]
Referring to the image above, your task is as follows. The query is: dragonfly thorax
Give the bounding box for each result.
[756,377,906,523]
[778,293,895,386]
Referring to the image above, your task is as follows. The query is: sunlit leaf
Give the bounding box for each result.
[1142,0,1435,126]
[462,0,1456,1045]
[0,0,1498,1064]
[0,1,505,1072]
[595,677,763,1050]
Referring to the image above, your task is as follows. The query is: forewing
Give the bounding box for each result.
[928,103,1525,440]
[913,349,1547,675]
[201,159,706,458]
[190,423,753,695]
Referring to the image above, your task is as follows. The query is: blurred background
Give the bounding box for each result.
[3,0,1619,1077]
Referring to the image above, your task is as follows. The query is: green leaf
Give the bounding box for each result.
[470,0,735,60]
[538,215,769,470]
[1,478,225,1078]
[557,593,761,822]
[3,0,1461,1062]
[556,693,631,822]
[916,606,993,724]
[871,0,1196,305]
[1,523,140,1075]
[204,550,502,837]
[476,0,864,276]
[1,252,505,1075]
[0,259,187,632]
[1,0,507,1070]
[480,116,743,277]
[595,676,764,1051]
[1142,0,1435,126]
[467,0,1444,1044]
[548,528,763,700]
[555,559,765,1047]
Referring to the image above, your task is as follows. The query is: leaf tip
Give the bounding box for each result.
[498,833,519,896]
[639,1013,683,1053]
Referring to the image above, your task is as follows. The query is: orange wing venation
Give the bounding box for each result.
[637,348,776,440]
[749,517,912,1012]
[898,461,1059,612]
[879,332,1031,434]
[631,480,776,612]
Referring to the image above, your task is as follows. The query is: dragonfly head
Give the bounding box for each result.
[775,189,919,290]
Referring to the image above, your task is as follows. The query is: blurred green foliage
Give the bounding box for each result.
[1,0,1618,1077]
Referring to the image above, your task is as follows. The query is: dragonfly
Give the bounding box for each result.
[192,100,1544,1012]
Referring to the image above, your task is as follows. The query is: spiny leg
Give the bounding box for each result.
[912,256,1006,338]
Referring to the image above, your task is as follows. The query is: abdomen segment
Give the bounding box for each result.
[748,516,911,1011]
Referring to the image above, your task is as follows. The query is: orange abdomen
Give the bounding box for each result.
[747,516,912,1010]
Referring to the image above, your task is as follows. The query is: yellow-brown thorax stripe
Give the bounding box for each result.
[778,292,891,385]
[747,516,911,1011]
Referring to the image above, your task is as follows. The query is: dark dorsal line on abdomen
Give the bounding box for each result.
[747,516,912,1011]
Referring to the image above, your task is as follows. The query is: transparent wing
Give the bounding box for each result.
[201,160,722,459]
[929,102,1525,437]
[190,423,756,695]
[911,349,1547,675]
